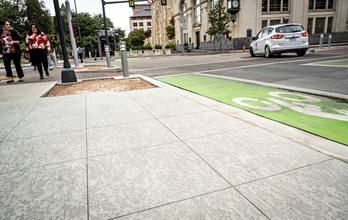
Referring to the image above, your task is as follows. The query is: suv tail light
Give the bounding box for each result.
[302,31,308,37]
[271,33,284,39]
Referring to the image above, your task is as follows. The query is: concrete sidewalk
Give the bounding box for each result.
[0,76,347,219]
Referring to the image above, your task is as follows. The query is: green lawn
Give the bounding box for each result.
[157,74,348,145]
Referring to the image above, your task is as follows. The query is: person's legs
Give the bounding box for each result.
[3,54,13,79]
[36,61,44,79]
[47,54,53,70]
[13,53,24,80]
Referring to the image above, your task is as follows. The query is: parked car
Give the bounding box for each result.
[250,23,309,58]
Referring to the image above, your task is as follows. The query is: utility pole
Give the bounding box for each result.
[53,0,77,83]
[66,0,79,67]
[73,0,82,40]
[101,0,111,68]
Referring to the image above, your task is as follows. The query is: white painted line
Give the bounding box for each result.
[200,55,348,73]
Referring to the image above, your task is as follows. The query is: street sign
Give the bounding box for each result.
[148,0,155,4]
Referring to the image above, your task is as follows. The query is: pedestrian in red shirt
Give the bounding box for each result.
[25,23,51,79]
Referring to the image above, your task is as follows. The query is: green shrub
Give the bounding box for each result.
[143,44,152,50]
[165,42,176,49]
[154,44,162,49]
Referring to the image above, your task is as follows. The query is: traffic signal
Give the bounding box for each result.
[161,0,167,5]
[129,0,135,8]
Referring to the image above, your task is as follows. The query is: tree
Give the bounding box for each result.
[25,0,52,34]
[114,27,125,44]
[166,16,175,40]
[127,29,145,49]
[207,0,231,38]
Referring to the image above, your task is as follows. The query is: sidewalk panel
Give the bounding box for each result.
[88,142,230,219]
[0,130,86,174]
[159,111,251,140]
[87,120,179,157]
[0,160,87,219]
[185,128,330,185]
[118,188,267,220]
[237,159,348,219]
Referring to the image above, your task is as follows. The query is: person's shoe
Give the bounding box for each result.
[49,66,53,70]
[33,67,36,70]
[6,79,14,83]
[18,78,23,82]
[46,72,49,76]
[40,75,43,79]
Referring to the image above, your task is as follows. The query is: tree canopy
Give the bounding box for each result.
[207,0,231,38]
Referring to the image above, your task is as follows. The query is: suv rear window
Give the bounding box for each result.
[276,25,304,33]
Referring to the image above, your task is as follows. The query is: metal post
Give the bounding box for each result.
[328,34,332,48]
[53,0,77,83]
[66,0,79,67]
[180,11,184,54]
[53,49,58,67]
[120,41,129,77]
[319,33,324,49]
[73,0,82,40]
[101,0,111,68]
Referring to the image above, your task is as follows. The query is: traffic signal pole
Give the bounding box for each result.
[53,0,77,83]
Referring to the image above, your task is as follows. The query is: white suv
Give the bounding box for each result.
[250,23,309,58]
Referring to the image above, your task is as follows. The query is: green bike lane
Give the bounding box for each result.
[156,74,348,146]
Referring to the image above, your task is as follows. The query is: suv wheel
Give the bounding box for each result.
[250,47,255,57]
[265,46,272,58]
[296,50,306,56]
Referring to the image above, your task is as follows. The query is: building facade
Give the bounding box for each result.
[151,0,175,48]
[174,0,348,49]
[129,4,152,32]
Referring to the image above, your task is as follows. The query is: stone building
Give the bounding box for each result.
[151,0,175,48]
[129,4,152,44]
[174,0,348,49]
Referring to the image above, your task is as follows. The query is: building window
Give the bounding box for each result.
[315,0,326,9]
[308,18,313,34]
[147,22,151,26]
[309,0,314,9]
[315,17,326,33]
[269,0,281,11]
[327,17,333,33]
[133,23,138,27]
[328,0,334,9]
[263,0,288,13]
[139,22,143,27]
[194,0,201,23]
[309,0,335,10]
[262,0,267,12]
[270,19,281,25]
[262,20,268,28]
[211,0,218,9]
[283,18,289,24]
[283,0,289,11]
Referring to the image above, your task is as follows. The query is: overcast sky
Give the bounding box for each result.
[44,0,133,34]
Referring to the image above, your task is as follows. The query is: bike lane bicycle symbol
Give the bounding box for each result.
[232,91,348,122]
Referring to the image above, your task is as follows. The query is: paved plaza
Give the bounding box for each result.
[0,75,347,219]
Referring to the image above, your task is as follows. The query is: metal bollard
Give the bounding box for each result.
[328,34,332,48]
[120,41,129,77]
[105,45,111,68]
[319,33,324,49]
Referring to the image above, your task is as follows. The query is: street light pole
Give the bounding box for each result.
[53,0,77,83]
[101,0,111,68]
[73,0,82,41]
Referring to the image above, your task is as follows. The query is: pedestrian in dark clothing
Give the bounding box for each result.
[0,20,24,83]
[25,23,51,79]
[77,46,84,63]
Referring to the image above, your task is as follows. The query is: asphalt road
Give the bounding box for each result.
[127,47,348,96]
